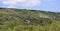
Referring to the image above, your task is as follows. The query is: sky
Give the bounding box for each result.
[0,0,60,12]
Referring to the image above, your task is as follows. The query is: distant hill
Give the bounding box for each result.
[0,8,60,25]
[0,8,60,31]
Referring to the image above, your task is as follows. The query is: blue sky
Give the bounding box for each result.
[0,0,60,12]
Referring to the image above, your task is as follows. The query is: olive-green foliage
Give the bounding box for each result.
[0,21,60,31]
[0,8,60,31]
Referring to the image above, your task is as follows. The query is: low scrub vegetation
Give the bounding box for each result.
[0,8,60,31]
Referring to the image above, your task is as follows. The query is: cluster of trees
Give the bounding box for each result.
[0,8,60,31]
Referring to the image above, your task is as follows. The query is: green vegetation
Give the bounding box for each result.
[0,8,60,31]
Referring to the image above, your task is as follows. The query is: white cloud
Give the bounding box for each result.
[7,5,16,8]
[2,0,41,8]
[3,1,16,5]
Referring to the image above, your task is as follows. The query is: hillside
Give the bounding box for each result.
[0,8,60,31]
